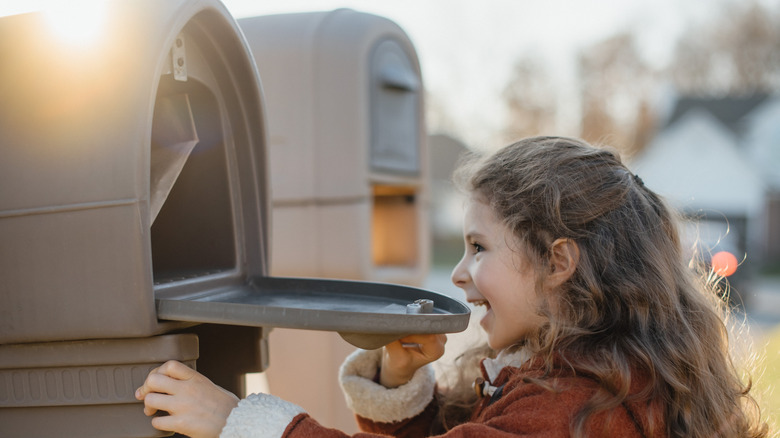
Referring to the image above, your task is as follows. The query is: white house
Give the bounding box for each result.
[629,107,766,267]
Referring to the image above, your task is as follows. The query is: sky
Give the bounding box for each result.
[218,0,775,147]
[2,0,775,147]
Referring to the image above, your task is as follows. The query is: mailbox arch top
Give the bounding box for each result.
[0,0,268,218]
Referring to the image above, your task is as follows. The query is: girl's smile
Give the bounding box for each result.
[470,299,489,308]
[468,299,491,332]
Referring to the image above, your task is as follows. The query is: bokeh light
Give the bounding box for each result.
[711,251,738,277]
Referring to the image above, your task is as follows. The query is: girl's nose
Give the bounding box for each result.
[451,254,469,289]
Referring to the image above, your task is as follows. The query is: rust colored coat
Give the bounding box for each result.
[278,355,665,438]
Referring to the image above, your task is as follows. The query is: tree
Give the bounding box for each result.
[501,55,557,142]
[670,1,780,95]
[577,33,656,156]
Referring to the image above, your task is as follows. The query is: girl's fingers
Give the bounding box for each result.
[136,366,160,400]
[150,413,181,435]
[141,392,176,417]
[156,360,198,381]
[136,371,179,400]
[384,338,409,354]
[380,334,448,388]
[397,334,447,359]
[136,361,195,400]
[397,333,447,347]
[134,361,238,437]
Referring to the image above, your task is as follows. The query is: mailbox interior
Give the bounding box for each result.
[150,10,268,300]
[150,75,237,284]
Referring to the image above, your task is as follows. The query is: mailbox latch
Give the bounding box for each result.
[406,299,434,314]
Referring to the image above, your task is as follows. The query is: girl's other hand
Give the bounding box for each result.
[135,360,239,438]
[380,334,446,388]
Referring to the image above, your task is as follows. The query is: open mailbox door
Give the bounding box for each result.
[158,276,469,350]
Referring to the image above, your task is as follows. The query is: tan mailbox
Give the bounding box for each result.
[0,3,466,437]
[239,9,429,286]
[0,1,270,436]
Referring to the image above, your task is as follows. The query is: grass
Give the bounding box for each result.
[755,324,780,434]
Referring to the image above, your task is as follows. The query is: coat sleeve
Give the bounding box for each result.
[219,348,438,438]
[220,392,306,438]
[339,348,436,423]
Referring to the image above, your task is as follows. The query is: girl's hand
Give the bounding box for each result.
[380,334,446,388]
[135,360,239,438]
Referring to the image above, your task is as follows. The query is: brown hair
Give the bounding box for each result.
[440,136,767,437]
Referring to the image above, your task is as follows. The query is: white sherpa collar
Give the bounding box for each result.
[482,348,532,383]
[339,348,436,424]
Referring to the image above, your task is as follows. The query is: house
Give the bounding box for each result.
[629,94,779,277]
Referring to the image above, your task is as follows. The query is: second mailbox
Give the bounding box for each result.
[240,9,430,285]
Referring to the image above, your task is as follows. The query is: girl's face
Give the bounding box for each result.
[451,196,547,351]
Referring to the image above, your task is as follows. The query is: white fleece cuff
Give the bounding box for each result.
[339,348,436,424]
[220,392,305,438]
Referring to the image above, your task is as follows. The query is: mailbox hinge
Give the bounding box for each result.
[172,33,187,82]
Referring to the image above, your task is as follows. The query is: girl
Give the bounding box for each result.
[136,136,768,437]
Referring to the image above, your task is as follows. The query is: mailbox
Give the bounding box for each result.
[0,1,271,435]
[0,3,466,437]
[239,9,429,285]
[0,0,273,346]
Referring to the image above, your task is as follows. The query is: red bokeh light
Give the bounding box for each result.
[711,251,738,277]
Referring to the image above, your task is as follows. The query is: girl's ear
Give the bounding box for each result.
[547,238,579,288]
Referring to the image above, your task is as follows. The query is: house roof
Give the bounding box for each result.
[664,94,769,134]
[630,109,765,217]
[428,133,470,182]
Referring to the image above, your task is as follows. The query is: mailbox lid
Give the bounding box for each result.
[370,37,421,175]
[156,277,470,349]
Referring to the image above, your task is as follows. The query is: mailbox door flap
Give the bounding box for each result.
[156,276,470,349]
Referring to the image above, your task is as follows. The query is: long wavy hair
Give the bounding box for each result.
[437,136,767,437]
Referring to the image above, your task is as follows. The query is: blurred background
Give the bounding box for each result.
[2,0,778,429]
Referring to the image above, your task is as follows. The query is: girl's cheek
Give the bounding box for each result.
[471,268,487,293]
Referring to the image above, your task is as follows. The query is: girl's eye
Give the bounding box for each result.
[471,242,484,253]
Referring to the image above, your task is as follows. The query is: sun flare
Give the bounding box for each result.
[43,0,108,47]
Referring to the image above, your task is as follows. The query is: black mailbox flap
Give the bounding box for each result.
[156,276,470,349]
